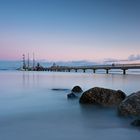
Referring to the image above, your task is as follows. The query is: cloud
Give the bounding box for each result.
[103,54,140,64]
[0,60,99,70]
[1,54,140,70]
[103,58,119,63]
[40,60,98,67]
[128,54,140,61]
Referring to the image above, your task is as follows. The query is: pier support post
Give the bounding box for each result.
[93,69,96,73]
[123,69,126,75]
[106,69,109,74]
[75,69,77,72]
[83,69,85,73]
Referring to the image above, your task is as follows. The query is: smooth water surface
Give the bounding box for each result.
[0,71,140,140]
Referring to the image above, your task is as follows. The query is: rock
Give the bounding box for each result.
[51,88,69,91]
[67,93,78,99]
[118,91,140,116]
[72,86,83,93]
[67,86,82,99]
[131,119,140,127]
[79,87,126,106]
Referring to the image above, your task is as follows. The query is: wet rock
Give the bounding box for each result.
[51,88,69,91]
[131,119,140,127]
[118,91,140,116]
[79,87,126,106]
[72,86,83,93]
[67,93,78,99]
[67,86,83,99]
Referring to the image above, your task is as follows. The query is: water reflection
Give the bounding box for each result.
[20,71,140,94]
[22,72,41,88]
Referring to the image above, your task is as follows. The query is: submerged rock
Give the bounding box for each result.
[67,86,83,99]
[79,87,126,106]
[118,91,140,116]
[51,88,69,91]
[131,119,140,127]
[72,86,83,93]
[67,93,78,99]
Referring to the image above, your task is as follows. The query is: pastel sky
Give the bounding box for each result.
[0,0,140,61]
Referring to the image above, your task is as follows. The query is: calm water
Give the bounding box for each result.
[0,71,140,140]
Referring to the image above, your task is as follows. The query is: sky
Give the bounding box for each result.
[0,0,140,62]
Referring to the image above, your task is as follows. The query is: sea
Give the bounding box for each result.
[0,70,140,140]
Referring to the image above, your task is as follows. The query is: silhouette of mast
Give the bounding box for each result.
[33,53,35,70]
[22,54,26,70]
[27,53,30,69]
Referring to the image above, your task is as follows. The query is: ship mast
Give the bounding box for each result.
[33,53,35,70]
[22,54,26,70]
[27,53,30,70]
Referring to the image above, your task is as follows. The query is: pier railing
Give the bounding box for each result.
[46,64,140,75]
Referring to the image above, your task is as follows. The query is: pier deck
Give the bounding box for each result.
[46,64,140,75]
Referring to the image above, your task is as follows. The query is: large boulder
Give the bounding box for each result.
[79,87,126,106]
[72,86,83,93]
[118,91,140,116]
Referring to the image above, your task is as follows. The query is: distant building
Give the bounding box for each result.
[53,63,56,67]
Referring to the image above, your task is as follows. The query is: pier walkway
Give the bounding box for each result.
[46,64,140,75]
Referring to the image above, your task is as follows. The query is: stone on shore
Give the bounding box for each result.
[118,91,140,116]
[79,87,126,106]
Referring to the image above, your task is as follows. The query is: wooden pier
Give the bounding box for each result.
[45,64,140,75]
